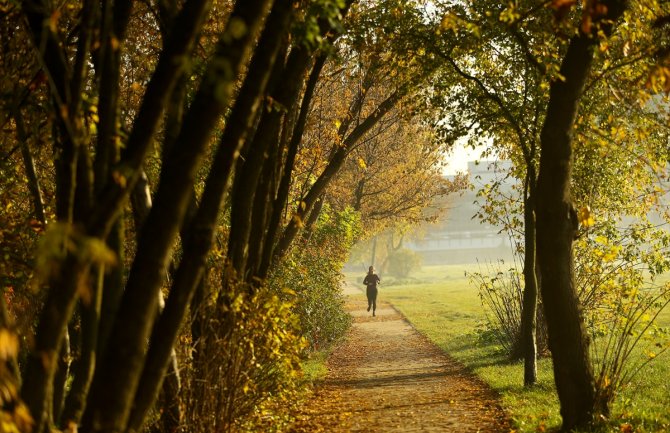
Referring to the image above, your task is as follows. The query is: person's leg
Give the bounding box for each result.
[372,290,377,316]
[366,289,372,311]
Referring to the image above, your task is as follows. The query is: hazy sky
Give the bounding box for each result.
[442,143,484,175]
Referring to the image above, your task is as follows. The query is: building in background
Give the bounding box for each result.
[407,160,517,265]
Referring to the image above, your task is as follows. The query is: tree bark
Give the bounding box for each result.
[52,329,70,423]
[123,171,182,433]
[20,256,89,433]
[23,0,77,222]
[60,266,103,427]
[520,167,538,386]
[536,1,626,428]
[300,194,324,243]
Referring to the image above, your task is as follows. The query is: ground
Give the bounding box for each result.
[288,283,512,432]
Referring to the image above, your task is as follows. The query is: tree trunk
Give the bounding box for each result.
[536,2,626,428]
[227,41,311,279]
[14,106,47,224]
[520,167,538,386]
[81,3,272,431]
[60,266,103,427]
[51,329,70,423]
[300,195,324,244]
[23,0,79,224]
[20,257,89,433]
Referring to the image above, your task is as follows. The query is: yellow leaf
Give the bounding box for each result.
[110,36,120,51]
[578,206,595,228]
[292,214,304,228]
[0,329,18,360]
[49,10,61,33]
[358,158,367,169]
[619,423,633,433]
[112,170,127,188]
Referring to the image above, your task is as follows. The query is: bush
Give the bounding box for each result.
[469,261,548,359]
[574,233,670,410]
[387,248,421,278]
[269,205,360,351]
[182,282,306,433]
[589,281,670,411]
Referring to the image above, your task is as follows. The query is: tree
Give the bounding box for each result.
[535,0,628,428]
[421,0,557,385]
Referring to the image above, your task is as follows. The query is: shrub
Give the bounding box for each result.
[182,282,306,433]
[269,205,360,351]
[574,232,670,410]
[469,260,548,358]
[590,281,670,411]
[387,248,421,278]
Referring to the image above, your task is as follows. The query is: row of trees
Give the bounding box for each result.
[1,0,458,432]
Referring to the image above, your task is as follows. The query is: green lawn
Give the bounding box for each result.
[345,264,670,433]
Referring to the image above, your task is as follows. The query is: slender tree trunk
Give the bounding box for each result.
[52,329,70,423]
[124,171,182,433]
[94,0,121,196]
[14,107,47,224]
[520,167,538,386]
[536,2,626,428]
[300,195,324,243]
[60,266,103,427]
[20,257,89,433]
[23,0,77,223]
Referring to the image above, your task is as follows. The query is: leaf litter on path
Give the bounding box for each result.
[287,297,513,433]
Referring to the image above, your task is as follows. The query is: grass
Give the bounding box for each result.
[301,350,330,384]
[344,264,670,433]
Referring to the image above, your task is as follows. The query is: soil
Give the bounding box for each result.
[288,283,512,432]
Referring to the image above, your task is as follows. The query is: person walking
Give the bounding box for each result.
[363,266,381,316]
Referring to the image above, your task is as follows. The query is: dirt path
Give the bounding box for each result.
[289,283,511,432]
